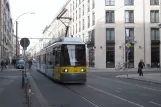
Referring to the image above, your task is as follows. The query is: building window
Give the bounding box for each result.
[106,28,115,40]
[83,19,85,30]
[105,0,115,6]
[76,0,77,7]
[83,4,85,15]
[73,1,74,10]
[70,4,72,12]
[79,0,81,4]
[79,21,81,32]
[150,0,159,5]
[79,8,81,18]
[151,28,160,40]
[106,10,115,23]
[92,12,95,25]
[92,0,95,9]
[76,11,77,20]
[73,13,74,22]
[125,10,134,23]
[76,23,77,33]
[88,0,90,12]
[150,10,159,23]
[73,25,74,34]
[87,30,95,67]
[125,28,134,41]
[88,15,90,28]
[124,0,134,5]
[82,33,84,42]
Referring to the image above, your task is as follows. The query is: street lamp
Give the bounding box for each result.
[14,12,35,59]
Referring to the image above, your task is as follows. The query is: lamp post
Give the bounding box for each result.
[14,12,35,60]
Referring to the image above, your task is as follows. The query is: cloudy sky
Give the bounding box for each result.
[9,0,67,51]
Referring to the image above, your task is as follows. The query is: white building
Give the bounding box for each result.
[12,35,16,56]
[42,0,161,69]
[0,0,13,62]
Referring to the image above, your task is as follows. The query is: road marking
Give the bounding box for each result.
[90,76,161,92]
[149,101,161,106]
[115,90,121,93]
[65,86,100,107]
[78,94,100,107]
[87,85,144,107]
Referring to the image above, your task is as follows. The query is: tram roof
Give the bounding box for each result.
[47,37,85,48]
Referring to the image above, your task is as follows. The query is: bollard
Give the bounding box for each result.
[22,71,25,88]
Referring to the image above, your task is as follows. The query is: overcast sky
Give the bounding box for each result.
[9,0,67,50]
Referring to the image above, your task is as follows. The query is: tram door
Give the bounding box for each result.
[54,48,61,80]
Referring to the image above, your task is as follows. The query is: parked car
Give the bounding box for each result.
[16,60,24,69]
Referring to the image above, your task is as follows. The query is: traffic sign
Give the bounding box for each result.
[126,42,131,48]
[20,38,30,48]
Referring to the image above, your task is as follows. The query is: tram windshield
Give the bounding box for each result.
[61,44,86,66]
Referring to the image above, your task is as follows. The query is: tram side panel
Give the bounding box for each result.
[45,46,54,79]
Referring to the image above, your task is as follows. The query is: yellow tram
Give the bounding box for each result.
[36,36,87,84]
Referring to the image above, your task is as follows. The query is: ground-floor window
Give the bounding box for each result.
[151,45,160,68]
[125,45,134,68]
[106,45,115,68]
[88,48,95,67]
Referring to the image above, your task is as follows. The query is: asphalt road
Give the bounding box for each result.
[30,67,161,107]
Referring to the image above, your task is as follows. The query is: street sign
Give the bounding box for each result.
[126,42,131,48]
[20,38,30,48]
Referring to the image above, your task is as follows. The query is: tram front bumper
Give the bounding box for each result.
[60,73,86,83]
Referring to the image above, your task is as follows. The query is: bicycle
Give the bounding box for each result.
[115,62,133,71]
[115,62,127,71]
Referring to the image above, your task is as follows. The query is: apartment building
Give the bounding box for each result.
[42,0,161,69]
[0,0,14,62]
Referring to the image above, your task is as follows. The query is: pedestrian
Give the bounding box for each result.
[13,58,16,68]
[138,59,145,76]
[28,59,32,69]
[1,60,4,71]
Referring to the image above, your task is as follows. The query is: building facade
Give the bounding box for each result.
[0,0,14,62]
[42,0,161,69]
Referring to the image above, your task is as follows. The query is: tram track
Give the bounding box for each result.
[34,69,100,107]
[63,84,100,107]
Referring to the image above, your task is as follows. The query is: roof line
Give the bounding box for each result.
[42,0,71,34]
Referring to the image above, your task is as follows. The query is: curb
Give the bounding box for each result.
[87,68,160,72]
[117,76,161,84]
[27,72,49,107]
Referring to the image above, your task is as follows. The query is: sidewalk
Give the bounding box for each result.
[87,67,161,72]
[116,73,161,84]
[0,66,41,107]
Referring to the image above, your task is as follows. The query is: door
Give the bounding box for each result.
[54,50,61,80]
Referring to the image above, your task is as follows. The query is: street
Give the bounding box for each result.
[29,67,161,107]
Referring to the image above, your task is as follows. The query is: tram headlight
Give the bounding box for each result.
[64,69,68,72]
[81,69,85,72]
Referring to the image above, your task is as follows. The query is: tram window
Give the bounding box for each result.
[55,51,60,66]
[61,44,86,66]
[53,50,55,55]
